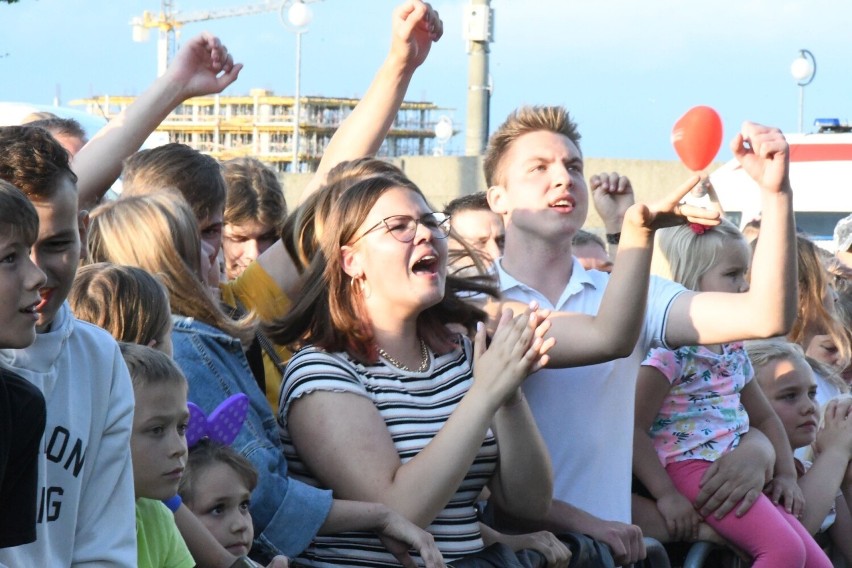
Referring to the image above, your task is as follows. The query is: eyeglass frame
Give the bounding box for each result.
[350,212,452,245]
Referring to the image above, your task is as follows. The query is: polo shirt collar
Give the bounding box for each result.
[493,256,599,310]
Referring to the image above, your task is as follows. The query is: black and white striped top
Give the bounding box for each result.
[278,336,497,567]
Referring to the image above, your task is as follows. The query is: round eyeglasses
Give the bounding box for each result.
[352,213,451,244]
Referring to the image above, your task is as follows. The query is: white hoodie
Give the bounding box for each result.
[0,302,136,567]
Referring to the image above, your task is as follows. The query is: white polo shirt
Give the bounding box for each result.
[494,257,686,523]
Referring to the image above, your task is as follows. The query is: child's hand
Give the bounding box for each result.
[816,398,852,459]
[766,473,804,517]
[656,491,701,542]
[265,556,289,568]
[473,304,555,407]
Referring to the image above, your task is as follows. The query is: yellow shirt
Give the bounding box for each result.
[220,261,292,410]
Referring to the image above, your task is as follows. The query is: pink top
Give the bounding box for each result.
[643,342,753,465]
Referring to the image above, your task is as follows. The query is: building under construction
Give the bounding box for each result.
[70,89,452,172]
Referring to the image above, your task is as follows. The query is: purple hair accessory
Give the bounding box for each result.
[186,393,249,448]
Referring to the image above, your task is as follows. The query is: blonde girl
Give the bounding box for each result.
[70,263,173,355]
[748,339,852,564]
[633,219,831,567]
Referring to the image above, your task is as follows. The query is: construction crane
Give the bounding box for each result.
[131,0,292,77]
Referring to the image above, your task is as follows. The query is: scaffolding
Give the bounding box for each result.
[70,89,452,172]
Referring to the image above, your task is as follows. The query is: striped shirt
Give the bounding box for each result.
[278,336,497,567]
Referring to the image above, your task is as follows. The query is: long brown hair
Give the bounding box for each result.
[266,175,496,362]
[789,235,850,365]
[87,192,255,344]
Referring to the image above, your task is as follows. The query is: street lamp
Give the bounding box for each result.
[433,116,454,156]
[790,49,816,133]
[280,1,315,173]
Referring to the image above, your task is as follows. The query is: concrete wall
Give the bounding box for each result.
[280,155,722,232]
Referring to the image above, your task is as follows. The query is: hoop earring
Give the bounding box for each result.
[350,275,371,299]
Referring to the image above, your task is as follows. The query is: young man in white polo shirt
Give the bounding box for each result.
[484,106,796,565]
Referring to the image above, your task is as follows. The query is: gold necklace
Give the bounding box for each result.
[377,339,429,372]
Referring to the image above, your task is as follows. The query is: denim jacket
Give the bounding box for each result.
[171,316,332,558]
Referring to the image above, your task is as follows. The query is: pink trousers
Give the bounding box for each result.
[666,459,831,568]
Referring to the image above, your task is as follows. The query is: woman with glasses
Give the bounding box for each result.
[270,173,556,566]
[85,191,446,567]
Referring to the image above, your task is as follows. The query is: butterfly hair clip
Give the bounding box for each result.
[186,393,249,448]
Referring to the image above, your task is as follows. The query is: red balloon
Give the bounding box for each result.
[671,106,723,171]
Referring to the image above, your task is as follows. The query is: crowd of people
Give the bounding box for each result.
[2,1,852,567]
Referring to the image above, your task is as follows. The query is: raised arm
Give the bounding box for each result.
[665,122,797,346]
[299,0,442,201]
[589,171,636,258]
[74,33,242,210]
[286,310,552,528]
[483,175,719,367]
[257,0,442,297]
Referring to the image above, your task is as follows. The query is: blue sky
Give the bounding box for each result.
[2,0,849,159]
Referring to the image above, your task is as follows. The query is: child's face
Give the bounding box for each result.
[756,356,819,449]
[0,229,46,348]
[131,380,190,500]
[806,334,842,370]
[30,178,82,331]
[697,238,750,294]
[188,462,254,557]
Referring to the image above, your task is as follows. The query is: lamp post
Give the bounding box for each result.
[281,1,314,173]
[433,116,454,156]
[790,49,816,133]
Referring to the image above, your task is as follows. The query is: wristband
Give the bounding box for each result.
[605,232,621,245]
[163,495,182,513]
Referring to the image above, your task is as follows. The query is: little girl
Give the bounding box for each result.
[70,263,174,355]
[179,440,258,560]
[748,339,852,565]
[178,395,288,568]
[633,219,831,567]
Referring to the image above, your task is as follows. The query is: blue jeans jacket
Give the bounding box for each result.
[171,316,332,558]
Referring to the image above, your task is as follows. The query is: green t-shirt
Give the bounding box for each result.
[136,498,195,568]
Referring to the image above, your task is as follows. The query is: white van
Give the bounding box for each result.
[710,120,852,250]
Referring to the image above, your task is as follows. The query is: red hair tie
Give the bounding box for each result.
[689,223,711,235]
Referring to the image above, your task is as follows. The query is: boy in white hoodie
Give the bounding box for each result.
[0,126,137,567]
[0,181,47,549]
